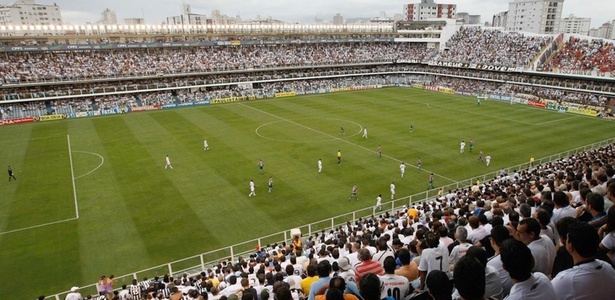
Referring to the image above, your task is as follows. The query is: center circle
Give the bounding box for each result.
[255,118,363,142]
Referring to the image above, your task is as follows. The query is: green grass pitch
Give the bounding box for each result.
[1,87,614,298]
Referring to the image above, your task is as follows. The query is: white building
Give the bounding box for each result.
[0,0,62,26]
[100,8,117,25]
[492,11,508,28]
[456,12,481,25]
[166,4,207,26]
[333,13,344,25]
[559,14,590,35]
[589,21,614,39]
[404,0,456,21]
[505,0,564,34]
[124,18,144,25]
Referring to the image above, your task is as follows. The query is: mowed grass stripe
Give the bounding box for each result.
[9,122,74,228]
[64,118,152,283]
[92,115,218,263]
[0,124,33,232]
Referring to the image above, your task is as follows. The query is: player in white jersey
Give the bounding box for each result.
[379,257,410,300]
[373,194,382,214]
[362,127,368,138]
[399,162,406,178]
[165,155,173,169]
[460,140,466,153]
[248,180,256,197]
[390,182,396,200]
[485,155,491,166]
[203,139,209,151]
[318,159,322,173]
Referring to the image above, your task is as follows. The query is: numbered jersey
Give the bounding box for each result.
[418,246,450,274]
[378,274,410,300]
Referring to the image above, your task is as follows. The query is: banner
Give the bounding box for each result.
[37,114,66,122]
[437,87,455,94]
[211,96,254,104]
[527,100,546,109]
[0,117,35,125]
[274,92,297,98]
[428,61,520,72]
[129,105,159,112]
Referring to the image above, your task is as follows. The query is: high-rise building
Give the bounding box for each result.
[166,4,207,26]
[100,8,117,25]
[333,13,344,25]
[505,0,564,34]
[0,0,62,26]
[559,14,590,35]
[124,18,145,25]
[403,0,456,21]
[492,11,508,28]
[589,21,614,39]
[456,12,481,25]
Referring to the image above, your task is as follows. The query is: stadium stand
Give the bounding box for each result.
[1,25,615,299]
[545,37,615,73]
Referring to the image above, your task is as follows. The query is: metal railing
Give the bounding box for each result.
[46,137,615,299]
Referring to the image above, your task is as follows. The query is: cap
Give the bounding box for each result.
[70,287,79,292]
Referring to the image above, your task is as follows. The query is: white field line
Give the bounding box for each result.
[73,151,105,180]
[67,135,79,219]
[239,103,458,184]
[0,217,77,236]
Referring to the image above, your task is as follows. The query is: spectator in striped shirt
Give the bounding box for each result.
[354,248,384,283]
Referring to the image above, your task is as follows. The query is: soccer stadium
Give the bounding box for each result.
[1,11,615,300]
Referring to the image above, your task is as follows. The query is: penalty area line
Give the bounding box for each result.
[0,217,78,236]
[67,135,79,219]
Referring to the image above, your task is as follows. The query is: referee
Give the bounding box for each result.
[8,165,16,181]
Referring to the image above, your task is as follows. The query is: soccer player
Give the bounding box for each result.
[258,159,264,174]
[349,184,358,201]
[409,123,414,132]
[337,150,342,166]
[165,155,173,169]
[428,173,434,189]
[374,194,383,214]
[268,177,273,193]
[340,125,345,135]
[477,150,484,162]
[377,145,382,158]
[485,154,491,167]
[469,139,474,152]
[203,139,209,151]
[460,140,466,153]
[249,180,256,197]
[390,182,396,200]
[8,165,16,181]
[362,127,368,138]
[417,158,422,172]
[400,162,406,178]
[477,97,481,105]
[318,159,323,173]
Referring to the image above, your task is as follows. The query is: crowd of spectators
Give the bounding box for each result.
[0,43,436,83]
[545,37,615,73]
[60,144,615,300]
[4,64,614,102]
[439,27,551,67]
[428,76,611,106]
[2,72,612,120]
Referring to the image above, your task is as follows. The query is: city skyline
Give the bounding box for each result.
[5,0,614,29]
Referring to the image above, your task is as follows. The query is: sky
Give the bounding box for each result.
[31,0,614,29]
